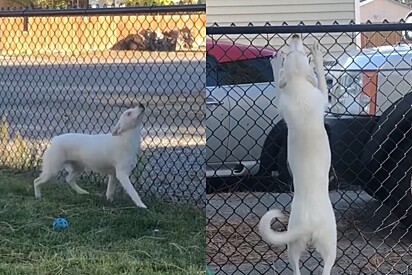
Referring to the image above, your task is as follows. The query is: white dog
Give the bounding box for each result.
[259,35,336,275]
[33,104,147,209]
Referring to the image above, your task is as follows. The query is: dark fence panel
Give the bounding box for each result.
[0,5,206,206]
[206,22,412,274]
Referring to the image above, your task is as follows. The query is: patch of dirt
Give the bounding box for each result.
[206,191,412,274]
[206,215,288,265]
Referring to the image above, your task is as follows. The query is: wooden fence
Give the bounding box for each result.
[361,30,402,48]
[0,12,206,54]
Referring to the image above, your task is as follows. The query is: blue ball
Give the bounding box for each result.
[53,217,68,230]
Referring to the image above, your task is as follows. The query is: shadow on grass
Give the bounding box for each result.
[0,169,205,275]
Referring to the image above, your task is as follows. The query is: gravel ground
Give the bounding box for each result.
[207,189,412,274]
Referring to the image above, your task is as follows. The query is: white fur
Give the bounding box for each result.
[259,36,337,275]
[33,104,147,209]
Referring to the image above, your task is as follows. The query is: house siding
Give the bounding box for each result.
[359,0,410,47]
[207,0,357,26]
[360,0,410,23]
[207,0,358,60]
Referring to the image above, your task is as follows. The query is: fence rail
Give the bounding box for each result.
[206,22,412,274]
[207,21,412,34]
[0,1,206,11]
[0,4,206,16]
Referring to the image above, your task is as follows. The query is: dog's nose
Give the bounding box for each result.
[292,34,300,39]
[138,103,145,110]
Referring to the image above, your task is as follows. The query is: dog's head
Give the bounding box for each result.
[282,34,312,77]
[112,103,145,136]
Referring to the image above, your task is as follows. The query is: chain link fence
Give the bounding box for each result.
[0,1,206,10]
[0,5,206,206]
[206,22,412,274]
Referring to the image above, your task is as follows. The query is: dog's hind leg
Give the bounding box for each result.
[34,172,54,199]
[115,169,147,209]
[316,236,337,275]
[34,146,61,198]
[105,175,117,202]
[65,163,89,195]
[288,240,305,275]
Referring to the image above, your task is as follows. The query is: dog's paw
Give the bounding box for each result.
[275,50,286,64]
[34,188,41,199]
[77,189,90,195]
[137,202,147,209]
[273,50,286,84]
[310,41,323,59]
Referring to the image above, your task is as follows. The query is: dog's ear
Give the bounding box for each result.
[112,121,122,136]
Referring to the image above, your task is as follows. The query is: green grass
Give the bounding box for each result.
[0,170,205,275]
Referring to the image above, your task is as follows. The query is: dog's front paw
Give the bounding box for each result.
[274,50,286,65]
[106,196,114,203]
[273,50,286,84]
[77,189,90,195]
[34,187,41,199]
[137,202,147,209]
[310,41,323,59]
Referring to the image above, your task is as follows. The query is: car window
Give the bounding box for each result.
[217,57,274,86]
[206,54,218,87]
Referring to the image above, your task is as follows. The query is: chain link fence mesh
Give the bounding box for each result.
[0,6,206,206]
[206,22,412,274]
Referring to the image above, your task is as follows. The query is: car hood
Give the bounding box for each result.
[327,43,412,71]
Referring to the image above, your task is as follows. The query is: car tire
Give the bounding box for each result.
[258,121,288,177]
[360,93,412,228]
[363,140,412,228]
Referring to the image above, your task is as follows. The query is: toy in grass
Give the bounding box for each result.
[53,217,68,230]
[206,265,214,275]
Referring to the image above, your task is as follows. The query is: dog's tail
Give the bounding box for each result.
[258,209,310,245]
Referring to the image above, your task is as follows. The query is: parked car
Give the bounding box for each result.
[206,40,334,192]
[206,27,412,226]
[325,20,412,226]
[206,39,279,179]
[206,39,332,187]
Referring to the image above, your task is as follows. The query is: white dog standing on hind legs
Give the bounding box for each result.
[258,35,337,275]
[33,103,147,209]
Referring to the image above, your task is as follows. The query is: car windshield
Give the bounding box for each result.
[206,54,274,87]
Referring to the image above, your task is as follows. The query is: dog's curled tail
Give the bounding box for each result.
[258,209,309,245]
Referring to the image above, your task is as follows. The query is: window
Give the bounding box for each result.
[217,57,274,86]
[206,54,274,87]
[206,54,218,87]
